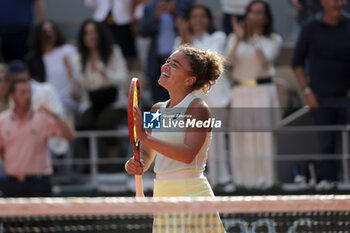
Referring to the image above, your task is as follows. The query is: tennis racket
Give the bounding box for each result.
[128,78,144,197]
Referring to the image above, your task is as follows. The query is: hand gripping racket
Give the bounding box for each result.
[128,78,144,197]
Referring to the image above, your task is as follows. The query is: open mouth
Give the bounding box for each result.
[160,73,170,78]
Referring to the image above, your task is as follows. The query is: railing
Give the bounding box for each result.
[275,125,350,184]
[52,124,350,191]
[53,129,130,188]
[274,107,350,184]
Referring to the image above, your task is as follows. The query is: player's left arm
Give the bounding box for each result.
[134,99,211,164]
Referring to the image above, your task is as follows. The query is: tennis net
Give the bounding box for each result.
[0,195,349,233]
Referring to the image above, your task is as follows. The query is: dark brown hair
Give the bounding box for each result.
[186,4,216,34]
[77,19,114,72]
[28,20,66,55]
[8,77,30,95]
[245,0,274,38]
[176,45,224,94]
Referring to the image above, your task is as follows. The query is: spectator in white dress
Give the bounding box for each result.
[25,20,78,119]
[225,0,282,188]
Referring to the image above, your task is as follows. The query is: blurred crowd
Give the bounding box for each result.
[0,0,349,197]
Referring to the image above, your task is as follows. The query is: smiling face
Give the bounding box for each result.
[158,51,196,92]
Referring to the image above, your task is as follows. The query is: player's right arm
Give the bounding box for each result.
[125,102,163,175]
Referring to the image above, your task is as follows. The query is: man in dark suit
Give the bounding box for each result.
[292,0,350,185]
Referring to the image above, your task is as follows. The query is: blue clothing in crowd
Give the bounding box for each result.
[0,0,34,27]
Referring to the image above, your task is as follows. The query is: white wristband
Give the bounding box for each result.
[124,160,129,172]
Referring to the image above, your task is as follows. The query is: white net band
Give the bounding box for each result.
[1,195,350,217]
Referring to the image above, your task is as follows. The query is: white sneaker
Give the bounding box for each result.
[292,175,309,190]
[294,175,307,184]
[315,180,336,190]
[223,183,236,192]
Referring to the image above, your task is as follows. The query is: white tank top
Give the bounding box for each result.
[152,93,211,175]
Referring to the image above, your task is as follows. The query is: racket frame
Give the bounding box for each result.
[128,78,144,198]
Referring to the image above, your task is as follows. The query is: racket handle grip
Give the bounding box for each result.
[135,175,144,198]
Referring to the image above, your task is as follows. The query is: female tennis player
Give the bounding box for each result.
[125,45,226,232]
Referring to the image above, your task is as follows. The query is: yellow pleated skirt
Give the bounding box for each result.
[153,177,226,233]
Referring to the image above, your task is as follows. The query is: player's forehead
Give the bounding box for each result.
[168,51,191,70]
